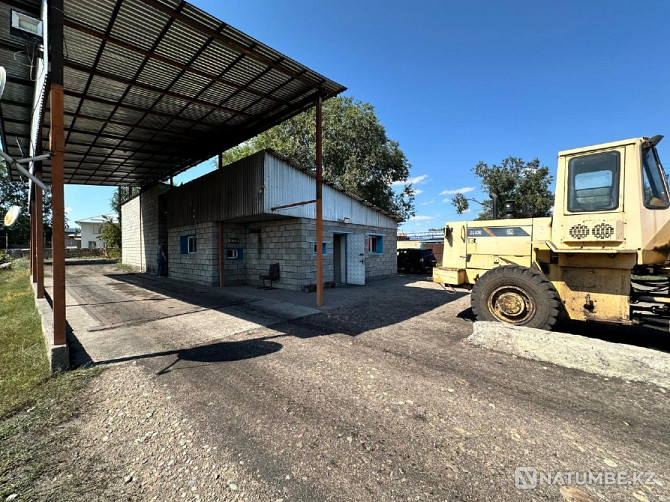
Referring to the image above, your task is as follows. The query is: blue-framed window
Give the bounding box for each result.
[225,247,244,260]
[180,235,196,254]
[367,234,384,254]
[312,242,327,255]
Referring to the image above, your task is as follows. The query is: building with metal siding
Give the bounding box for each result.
[122,150,399,289]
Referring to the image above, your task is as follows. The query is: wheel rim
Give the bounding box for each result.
[487,285,535,324]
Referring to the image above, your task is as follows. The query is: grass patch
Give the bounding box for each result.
[0,267,50,417]
[0,265,105,499]
[115,262,136,272]
[0,367,102,500]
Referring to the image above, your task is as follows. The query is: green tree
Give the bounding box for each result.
[0,159,52,246]
[453,157,553,220]
[216,96,415,220]
[110,187,138,223]
[99,217,121,258]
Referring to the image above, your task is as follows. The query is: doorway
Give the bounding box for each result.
[333,233,347,285]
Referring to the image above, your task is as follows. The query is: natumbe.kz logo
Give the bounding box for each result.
[514,467,655,490]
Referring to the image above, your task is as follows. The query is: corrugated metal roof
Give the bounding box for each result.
[75,213,118,223]
[1,0,345,186]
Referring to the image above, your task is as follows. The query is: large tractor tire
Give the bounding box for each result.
[471,265,561,330]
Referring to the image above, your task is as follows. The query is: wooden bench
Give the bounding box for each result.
[259,263,280,289]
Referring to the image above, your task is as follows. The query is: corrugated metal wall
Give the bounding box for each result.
[167,152,265,227]
[263,152,397,229]
[167,150,396,230]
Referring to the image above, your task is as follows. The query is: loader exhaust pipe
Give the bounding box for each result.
[490,193,499,220]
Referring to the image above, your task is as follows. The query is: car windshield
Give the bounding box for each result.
[642,146,670,209]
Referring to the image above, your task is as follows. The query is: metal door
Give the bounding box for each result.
[346,233,366,285]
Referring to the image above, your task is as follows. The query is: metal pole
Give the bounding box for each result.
[218,221,224,287]
[35,162,45,299]
[316,96,324,307]
[30,190,35,280]
[50,0,66,346]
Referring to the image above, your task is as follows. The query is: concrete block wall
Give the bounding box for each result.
[122,196,141,269]
[121,185,169,272]
[168,222,219,286]
[245,218,313,290]
[220,223,248,286]
[363,227,397,280]
[217,218,398,290]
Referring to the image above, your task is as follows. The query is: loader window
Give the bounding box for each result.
[642,146,669,209]
[567,152,620,212]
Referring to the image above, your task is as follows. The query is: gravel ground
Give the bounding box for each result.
[34,263,670,501]
[59,363,263,502]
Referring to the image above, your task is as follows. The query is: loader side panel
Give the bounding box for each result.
[465,220,535,271]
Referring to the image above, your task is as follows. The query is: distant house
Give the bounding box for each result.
[122,150,399,289]
[64,227,80,249]
[75,214,118,249]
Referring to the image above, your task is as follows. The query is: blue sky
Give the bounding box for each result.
[65,0,670,232]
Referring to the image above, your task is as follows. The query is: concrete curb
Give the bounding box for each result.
[32,283,69,372]
[468,322,670,389]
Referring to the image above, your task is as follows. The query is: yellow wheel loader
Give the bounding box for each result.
[433,135,670,330]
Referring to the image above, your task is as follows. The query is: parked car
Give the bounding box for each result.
[397,248,437,273]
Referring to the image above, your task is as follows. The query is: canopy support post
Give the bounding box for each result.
[316,95,324,307]
[50,0,66,346]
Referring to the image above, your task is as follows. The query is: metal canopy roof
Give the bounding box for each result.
[1,0,345,186]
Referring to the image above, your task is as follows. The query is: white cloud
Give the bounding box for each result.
[393,174,428,187]
[420,200,434,206]
[440,186,475,195]
[409,215,436,221]
[442,197,450,204]
[411,189,423,195]
[64,206,73,213]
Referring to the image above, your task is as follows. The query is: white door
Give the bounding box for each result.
[346,234,366,285]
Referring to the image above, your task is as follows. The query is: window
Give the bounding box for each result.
[642,146,669,209]
[180,235,197,254]
[367,235,384,253]
[226,248,243,260]
[312,243,327,255]
[567,152,620,212]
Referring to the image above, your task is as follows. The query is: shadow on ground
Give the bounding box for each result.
[69,269,467,368]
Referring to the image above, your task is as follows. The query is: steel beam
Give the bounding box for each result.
[218,221,224,287]
[35,162,45,299]
[316,96,323,307]
[30,189,35,279]
[50,0,66,346]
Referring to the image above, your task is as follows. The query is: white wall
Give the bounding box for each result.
[79,222,103,249]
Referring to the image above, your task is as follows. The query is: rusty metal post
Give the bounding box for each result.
[29,191,35,280]
[218,221,224,287]
[50,0,66,345]
[315,96,324,306]
[35,162,45,298]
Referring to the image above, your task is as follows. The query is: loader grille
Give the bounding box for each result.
[592,223,615,239]
[568,224,590,240]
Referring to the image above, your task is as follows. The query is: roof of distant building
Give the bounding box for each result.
[75,214,118,225]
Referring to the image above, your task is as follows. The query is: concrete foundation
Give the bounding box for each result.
[33,283,70,372]
[469,321,670,389]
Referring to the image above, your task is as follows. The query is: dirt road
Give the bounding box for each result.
[57,263,669,501]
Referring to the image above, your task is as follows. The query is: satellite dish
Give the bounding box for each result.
[4,205,21,227]
[0,66,5,100]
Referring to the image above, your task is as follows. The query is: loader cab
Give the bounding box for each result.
[551,136,670,264]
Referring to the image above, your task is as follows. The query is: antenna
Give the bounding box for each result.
[3,206,21,227]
